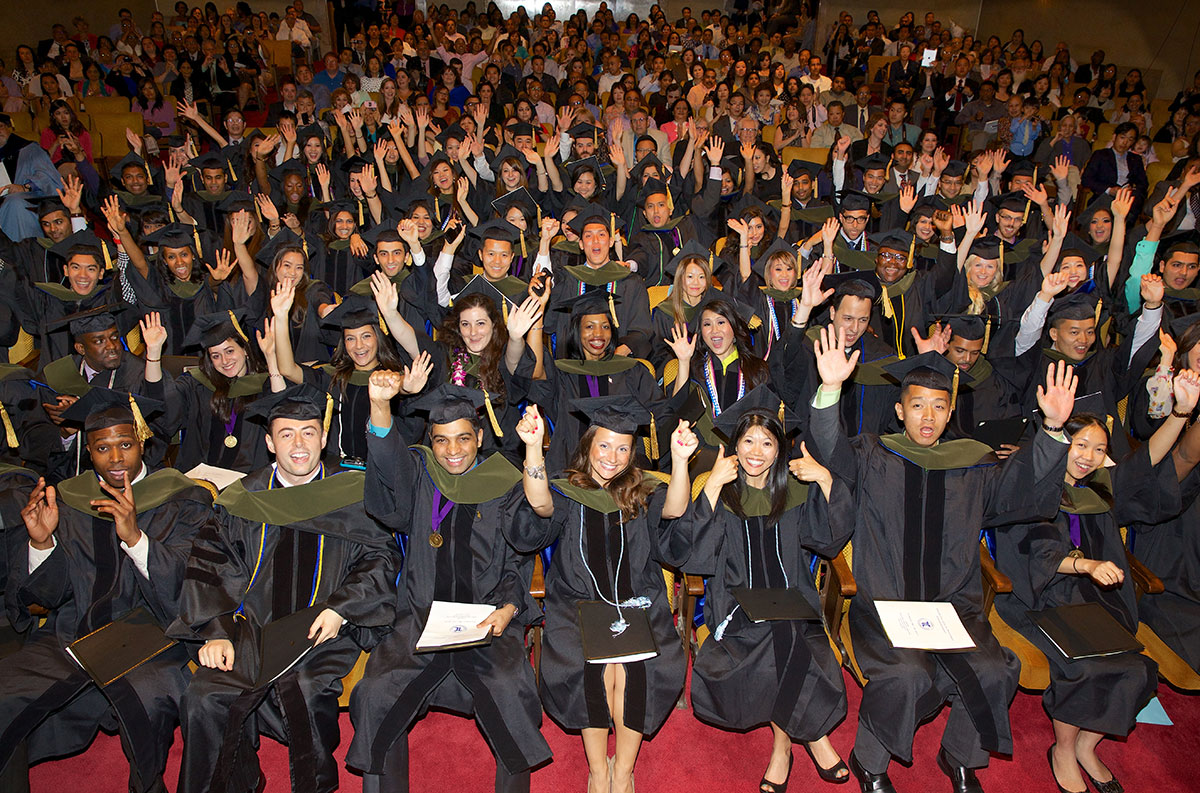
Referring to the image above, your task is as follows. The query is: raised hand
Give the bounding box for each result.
[539,216,561,240]
[176,100,202,121]
[282,213,301,233]
[780,171,793,202]
[368,368,404,402]
[933,146,950,173]
[414,104,430,128]
[516,404,546,448]
[910,322,951,354]
[1050,201,1071,241]
[1038,270,1071,300]
[279,117,297,144]
[506,295,544,338]
[92,478,140,546]
[666,323,696,361]
[820,216,840,251]
[256,316,276,360]
[833,134,852,158]
[253,133,281,159]
[349,232,368,258]
[1050,154,1070,182]
[358,164,378,196]
[21,478,58,549]
[899,184,917,213]
[207,247,235,282]
[1173,368,1200,414]
[400,351,434,395]
[1037,359,1078,428]
[230,211,254,246]
[57,172,83,215]
[1141,273,1166,307]
[543,132,560,161]
[1158,328,1178,362]
[455,175,470,202]
[1151,186,1181,228]
[1111,185,1135,221]
[255,193,279,223]
[799,256,834,311]
[705,136,725,165]
[398,218,421,247]
[992,149,1010,174]
[125,126,144,154]
[739,141,755,162]
[139,311,168,354]
[100,194,127,234]
[706,444,740,491]
[814,325,860,389]
[963,198,986,236]
[727,217,749,240]
[348,108,364,130]
[671,420,699,462]
[270,277,297,317]
[610,141,626,170]
[788,441,832,488]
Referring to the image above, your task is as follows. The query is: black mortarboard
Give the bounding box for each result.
[566,204,616,236]
[35,198,68,219]
[49,303,127,337]
[452,274,516,316]
[567,122,602,140]
[991,190,1030,215]
[787,159,822,179]
[1171,312,1200,337]
[793,203,836,224]
[638,177,672,207]
[436,123,468,147]
[968,238,1004,259]
[1049,290,1100,323]
[190,151,227,171]
[553,289,621,320]
[666,240,713,277]
[568,394,653,435]
[711,384,801,442]
[246,382,331,424]
[629,152,665,183]
[1069,391,1110,423]
[855,152,891,172]
[719,155,744,183]
[269,158,309,183]
[339,154,372,174]
[142,222,204,252]
[821,270,881,301]
[506,121,536,139]
[297,123,327,144]
[939,159,968,178]
[1057,232,1102,268]
[182,308,257,349]
[254,227,312,266]
[836,189,878,213]
[694,293,759,327]
[408,383,487,425]
[1007,158,1039,179]
[1075,194,1114,229]
[754,237,799,278]
[566,156,607,188]
[361,221,405,247]
[883,350,972,389]
[468,218,521,244]
[59,386,162,439]
[319,294,381,330]
[49,229,116,264]
[216,190,256,213]
[942,314,988,340]
[112,150,152,177]
[488,143,527,169]
[491,186,537,220]
[870,229,916,252]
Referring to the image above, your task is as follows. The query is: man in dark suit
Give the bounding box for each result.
[1080,122,1149,215]
[879,44,920,92]
[406,39,445,90]
[1074,49,1106,84]
[934,56,979,135]
[265,78,300,126]
[849,83,880,133]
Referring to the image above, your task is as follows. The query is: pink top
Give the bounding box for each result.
[40,127,94,163]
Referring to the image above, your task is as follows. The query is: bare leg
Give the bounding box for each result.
[761,723,793,790]
[1074,729,1114,783]
[804,733,848,780]
[609,664,643,793]
[581,727,610,793]
[1050,719,1086,792]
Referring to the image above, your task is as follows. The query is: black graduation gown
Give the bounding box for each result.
[790,328,898,436]
[530,356,662,476]
[668,353,763,454]
[169,465,399,793]
[0,465,37,605]
[164,370,272,474]
[247,277,336,364]
[424,343,533,461]
[301,365,396,465]
[546,262,654,360]
[311,239,372,298]
[17,281,124,361]
[872,249,958,357]
[947,351,1040,440]
[181,190,232,233]
[7,237,66,285]
[0,366,62,476]
[627,216,707,288]
[995,449,1172,734]
[649,294,709,376]
[686,480,852,741]
[347,265,438,339]
[507,480,693,735]
[347,430,551,777]
[124,264,224,357]
[0,469,212,790]
[807,404,1068,767]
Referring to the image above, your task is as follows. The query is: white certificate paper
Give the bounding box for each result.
[875,601,977,651]
[415,601,497,652]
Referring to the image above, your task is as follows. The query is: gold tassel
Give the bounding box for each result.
[885,155,892,180]
[227,310,248,342]
[168,205,175,223]
[501,299,509,323]
[254,199,261,221]
[520,232,527,259]
[227,159,236,182]
[302,237,308,257]
[649,412,659,460]
[128,394,153,442]
[101,240,112,271]
[608,292,620,328]
[536,204,542,225]
[145,162,153,186]
[666,189,674,214]
[593,126,598,147]
[880,283,894,318]
[709,249,715,271]
[323,391,334,434]
[777,399,785,423]
[1094,298,1103,326]
[358,199,365,226]
[1106,414,1114,434]
[813,175,818,200]
[999,241,1004,272]
[482,388,503,436]
[982,317,991,355]
[906,235,915,269]
[610,212,616,240]
[193,226,203,258]
[951,367,959,406]
[379,315,389,336]
[0,403,17,448]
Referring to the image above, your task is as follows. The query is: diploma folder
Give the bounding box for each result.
[733,587,820,622]
[415,601,497,653]
[875,600,977,651]
[1028,603,1144,660]
[577,601,658,664]
[65,608,177,687]
[973,417,1029,450]
[254,605,322,689]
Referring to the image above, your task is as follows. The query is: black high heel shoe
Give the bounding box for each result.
[1048,745,1086,793]
[803,743,850,784]
[1082,768,1124,793]
[759,751,793,793]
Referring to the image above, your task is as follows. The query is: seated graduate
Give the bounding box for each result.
[535,290,663,475]
[348,379,551,793]
[511,396,697,793]
[169,384,399,793]
[805,330,1077,793]
[151,309,284,474]
[0,388,213,792]
[729,237,804,360]
[648,241,719,375]
[994,381,1200,793]
[685,386,854,790]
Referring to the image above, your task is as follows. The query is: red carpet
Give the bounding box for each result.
[29,668,1197,792]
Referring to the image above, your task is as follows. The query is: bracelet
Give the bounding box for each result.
[364,192,378,198]
[1043,423,1064,433]
[1172,408,1193,419]
[524,462,546,479]
[146,357,161,363]
[1072,556,1079,574]
[268,373,285,380]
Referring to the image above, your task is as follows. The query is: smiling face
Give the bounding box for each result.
[736,423,777,487]
[682,262,708,299]
[332,210,355,240]
[829,295,872,346]
[700,309,734,357]
[1087,208,1112,243]
[207,337,249,379]
[200,166,228,193]
[767,257,797,291]
[1161,250,1200,290]
[457,305,494,354]
[1056,254,1088,289]
[283,173,307,204]
[87,424,144,488]
[1066,422,1107,483]
[579,312,613,359]
[966,255,999,289]
[1049,318,1097,360]
[500,159,523,189]
[75,326,123,371]
[896,384,952,446]
[266,418,326,482]
[874,246,908,284]
[587,426,634,484]
[478,238,514,280]
[430,417,482,474]
[995,207,1023,240]
[274,251,307,285]
[343,324,380,370]
[160,245,195,281]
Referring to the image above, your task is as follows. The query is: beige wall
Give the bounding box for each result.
[814,1,1200,100]
[0,0,160,70]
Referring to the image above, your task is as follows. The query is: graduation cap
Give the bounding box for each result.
[49,229,116,270]
[568,393,654,435]
[339,154,372,174]
[319,294,385,333]
[637,177,673,211]
[1171,312,1200,337]
[836,189,879,213]
[711,384,801,442]
[883,350,971,403]
[361,220,405,247]
[854,152,891,173]
[990,189,1032,222]
[666,239,714,278]
[1075,194,1114,230]
[566,156,607,189]
[506,121,536,140]
[939,159,968,178]
[190,151,227,172]
[1069,391,1115,437]
[143,222,208,259]
[59,386,161,441]
[452,274,517,320]
[488,143,527,169]
[938,312,994,354]
[112,151,154,185]
[468,217,521,250]
[566,204,618,238]
[436,124,468,147]
[567,122,602,142]
[182,308,256,349]
[491,186,539,225]
[1049,289,1102,325]
[48,303,127,337]
[553,289,621,322]
[629,152,665,183]
[255,227,312,265]
[270,158,310,184]
[719,155,744,184]
[1056,232,1102,268]
[246,382,334,432]
[968,237,1005,259]
[1006,158,1040,181]
[34,198,69,220]
[694,293,759,329]
[217,191,257,218]
[754,237,800,278]
[787,159,822,180]
[408,383,487,426]
[821,270,881,301]
[297,123,327,145]
[793,203,835,224]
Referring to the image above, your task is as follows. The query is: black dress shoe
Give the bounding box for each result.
[1082,770,1124,793]
[936,748,983,793]
[848,751,897,793]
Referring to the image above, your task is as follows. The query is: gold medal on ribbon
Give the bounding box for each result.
[429,533,444,548]
[224,435,238,448]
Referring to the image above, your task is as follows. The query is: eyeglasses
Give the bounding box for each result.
[877,251,908,263]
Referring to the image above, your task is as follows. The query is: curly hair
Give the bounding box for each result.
[565,425,656,519]
[439,292,509,397]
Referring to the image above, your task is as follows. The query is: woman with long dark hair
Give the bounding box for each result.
[513,395,698,793]
[649,243,717,374]
[687,387,853,791]
[995,380,1200,793]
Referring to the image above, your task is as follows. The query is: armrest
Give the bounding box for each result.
[1126,550,1165,595]
[684,573,705,597]
[980,544,1013,594]
[530,555,546,600]
[828,551,856,597]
